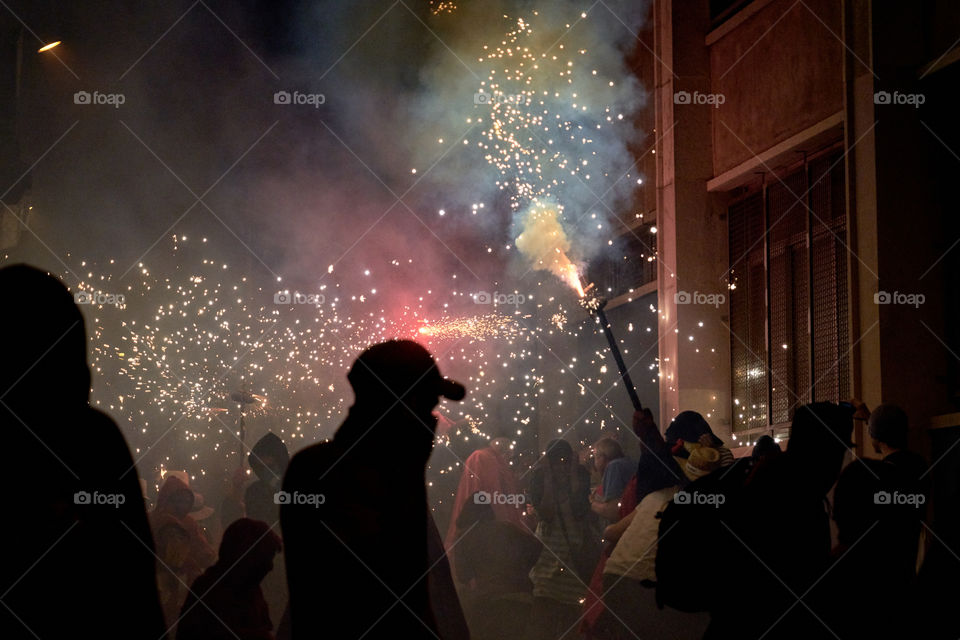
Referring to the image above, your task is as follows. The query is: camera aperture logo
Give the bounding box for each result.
[474,490,526,505]
[74,90,125,108]
[673,90,725,108]
[675,290,725,308]
[274,90,325,108]
[274,291,325,306]
[873,491,925,508]
[873,91,924,108]
[474,91,524,105]
[874,290,924,308]
[472,291,526,307]
[274,490,325,507]
[75,291,125,307]
[674,490,725,508]
[74,490,126,508]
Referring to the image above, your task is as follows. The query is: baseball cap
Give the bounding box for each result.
[348,340,466,401]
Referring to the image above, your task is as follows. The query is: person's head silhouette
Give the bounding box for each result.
[787,402,854,494]
[341,340,465,457]
[0,265,89,412]
[348,339,464,414]
[217,518,282,585]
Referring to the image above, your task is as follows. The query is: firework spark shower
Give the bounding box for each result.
[3,0,658,504]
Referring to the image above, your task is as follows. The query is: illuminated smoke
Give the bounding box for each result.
[514,203,583,295]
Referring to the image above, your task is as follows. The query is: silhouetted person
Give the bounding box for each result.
[665,410,735,467]
[0,264,166,639]
[281,340,469,639]
[525,439,594,640]
[752,434,782,461]
[177,518,282,640]
[599,410,701,640]
[246,431,289,525]
[244,431,290,631]
[811,459,913,640]
[747,434,782,482]
[869,404,929,576]
[427,510,472,640]
[152,473,217,629]
[706,402,855,640]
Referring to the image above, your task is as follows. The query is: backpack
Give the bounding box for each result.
[654,458,753,612]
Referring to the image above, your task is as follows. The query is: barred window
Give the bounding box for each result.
[728,149,849,432]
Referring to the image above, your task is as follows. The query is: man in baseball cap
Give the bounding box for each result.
[347,339,466,405]
[281,340,468,640]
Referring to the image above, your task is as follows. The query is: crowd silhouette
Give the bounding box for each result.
[1,263,956,640]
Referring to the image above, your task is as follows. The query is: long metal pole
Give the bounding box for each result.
[594,301,642,411]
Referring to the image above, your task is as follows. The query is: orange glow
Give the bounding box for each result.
[567,264,584,297]
[38,41,61,53]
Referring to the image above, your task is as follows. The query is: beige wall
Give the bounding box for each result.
[656,0,732,439]
[709,0,843,176]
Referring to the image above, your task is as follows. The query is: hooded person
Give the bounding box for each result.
[445,435,526,580]
[281,340,469,640]
[665,410,735,468]
[152,473,217,628]
[245,432,290,525]
[0,265,167,640]
[177,518,283,640]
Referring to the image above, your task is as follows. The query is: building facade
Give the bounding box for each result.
[648,0,960,468]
